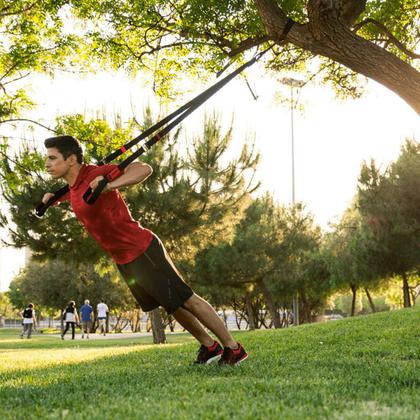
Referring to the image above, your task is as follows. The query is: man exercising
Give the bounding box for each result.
[43,135,248,365]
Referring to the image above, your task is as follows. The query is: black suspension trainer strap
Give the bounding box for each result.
[82,48,273,204]
[35,18,295,214]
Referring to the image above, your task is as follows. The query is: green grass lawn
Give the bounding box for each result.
[1,307,419,419]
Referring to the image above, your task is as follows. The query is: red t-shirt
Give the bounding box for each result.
[61,164,153,264]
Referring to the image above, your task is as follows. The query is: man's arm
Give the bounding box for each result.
[90,162,153,193]
[42,190,70,204]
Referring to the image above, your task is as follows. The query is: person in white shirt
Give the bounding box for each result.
[61,300,79,340]
[20,303,37,339]
[96,300,109,336]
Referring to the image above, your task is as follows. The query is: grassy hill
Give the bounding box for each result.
[0,307,418,419]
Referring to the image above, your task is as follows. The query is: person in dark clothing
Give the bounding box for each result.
[61,300,79,340]
[20,303,37,339]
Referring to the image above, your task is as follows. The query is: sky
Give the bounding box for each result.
[0,64,419,291]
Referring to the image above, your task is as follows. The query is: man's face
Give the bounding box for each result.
[45,147,72,179]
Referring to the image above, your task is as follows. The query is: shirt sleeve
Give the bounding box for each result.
[98,164,120,178]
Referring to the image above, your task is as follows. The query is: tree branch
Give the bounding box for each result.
[0,2,37,19]
[0,118,57,133]
[226,36,270,58]
[353,18,420,59]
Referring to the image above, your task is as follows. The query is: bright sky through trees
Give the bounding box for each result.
[0,66,418,291]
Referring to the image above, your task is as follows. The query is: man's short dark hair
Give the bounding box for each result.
[28,303,34,308]
[44,135,83,164]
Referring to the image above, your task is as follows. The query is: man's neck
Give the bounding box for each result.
[64,163,82,186]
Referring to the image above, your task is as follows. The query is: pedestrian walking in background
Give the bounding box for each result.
[20,303,37,339]
[96,300,109,336]
[62,301,79,340]
[80,299,93,339]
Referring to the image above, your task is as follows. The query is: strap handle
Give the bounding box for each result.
[35,185,70,217]
[82,167,122,204]
[82,178,109,204]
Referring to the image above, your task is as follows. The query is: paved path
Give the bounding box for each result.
[57,332,154,340]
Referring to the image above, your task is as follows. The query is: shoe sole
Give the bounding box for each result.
[206,353,223,364]
[234,353,249,365]
[219,353,249,366]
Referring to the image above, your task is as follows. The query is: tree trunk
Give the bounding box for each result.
[401,272,411,308]
[299,291,311,323]
[350,283,357,316]
[364,288,376,312]
[150,308,166,344]
[245,293,256,330]
[257,280,281,328]
[254,0,420,114]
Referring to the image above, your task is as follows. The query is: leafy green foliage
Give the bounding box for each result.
[194,194,330,322]
[8,259,134,312]
[0,1,82,123]
[55,0,419,99]
[357,139,420,277]
[324,207,384,292]
[0,110,259,295]
[0,291,17,318]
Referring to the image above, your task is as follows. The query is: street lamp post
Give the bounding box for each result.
[279,77,305,326]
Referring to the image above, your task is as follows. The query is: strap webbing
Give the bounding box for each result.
[35,18,296,214]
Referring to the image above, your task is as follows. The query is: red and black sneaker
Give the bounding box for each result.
[194,340,224,364]
[218,343,248,366]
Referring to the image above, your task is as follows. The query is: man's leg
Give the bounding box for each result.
[27,324,33,339]
[172,307,214,346]
[182,294,237,349]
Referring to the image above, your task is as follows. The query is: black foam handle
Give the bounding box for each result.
[35,201,49,217]
[82,177,109,205]
[34,185,70,217]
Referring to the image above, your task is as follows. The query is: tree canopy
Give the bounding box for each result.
[194,194,329,325]
[1,0,419,125]
[0,110,259,265]
[62,0,420,111]
[357,139,420,306]
[7,259,134,313]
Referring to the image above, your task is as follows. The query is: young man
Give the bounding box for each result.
[43,135,247,365]
[96,300,108,336]
[80,299,93,339]
[20,303,37,339]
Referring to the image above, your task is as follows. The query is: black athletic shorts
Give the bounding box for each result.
[117,234,194,314]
